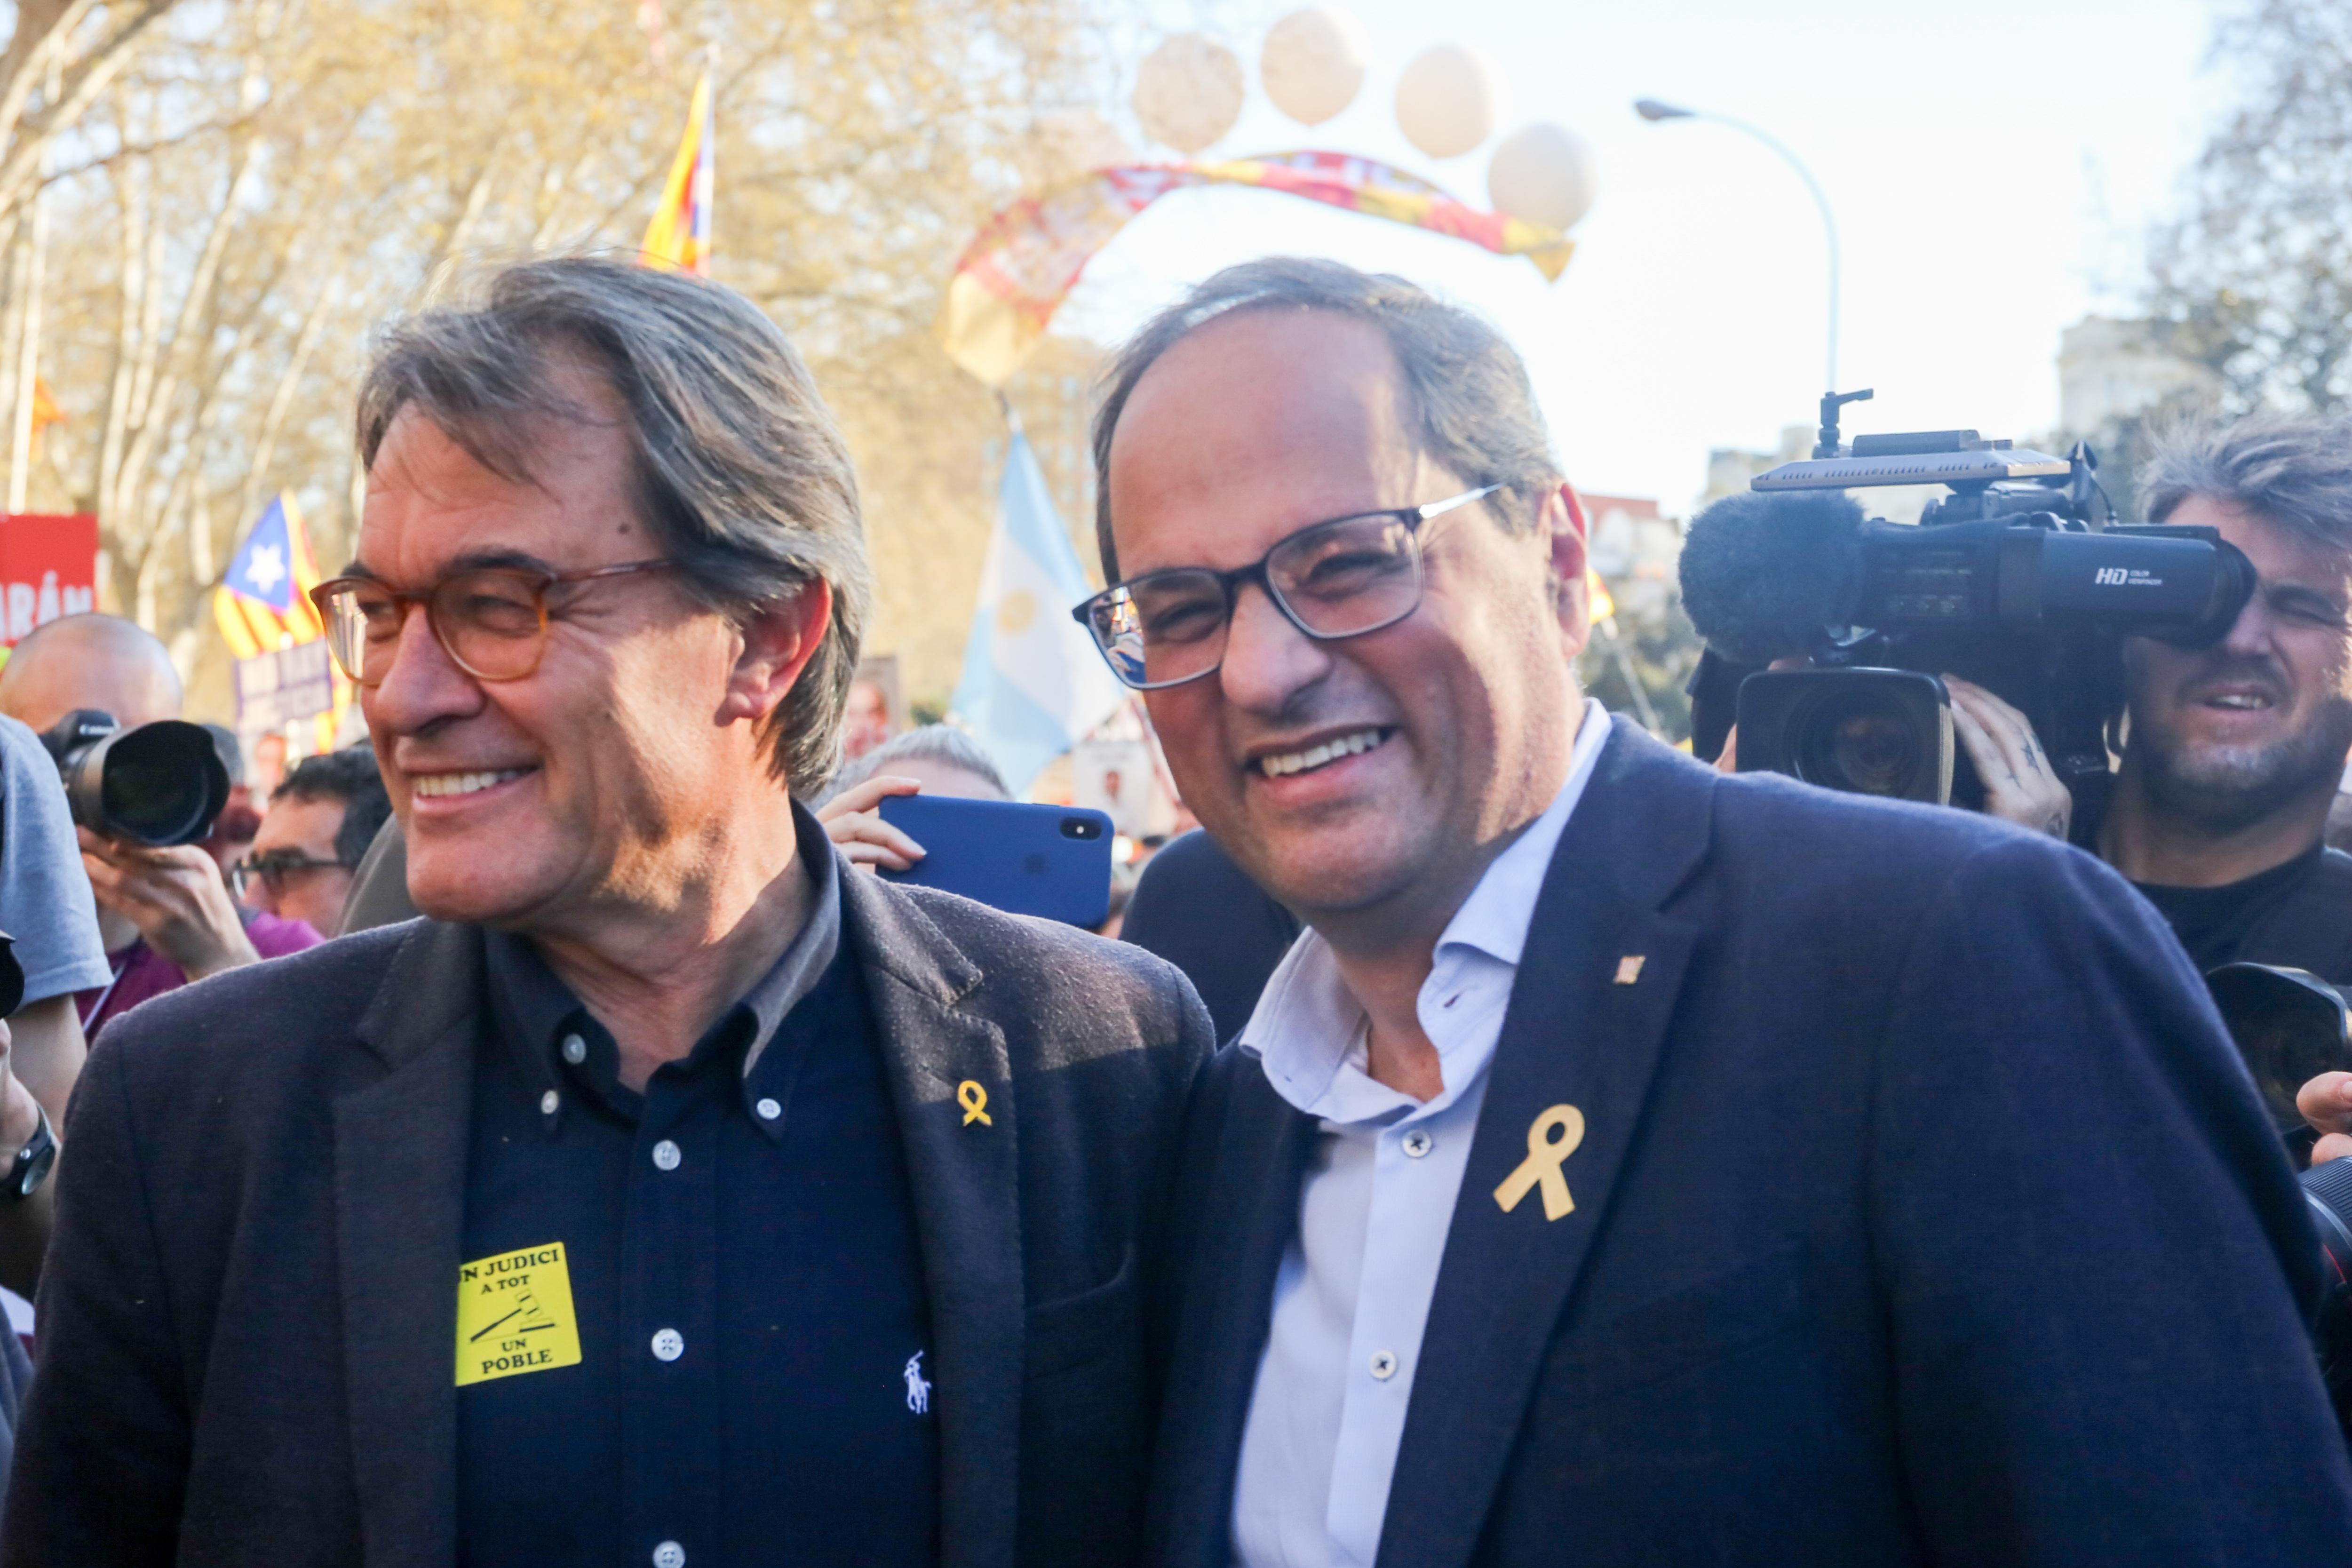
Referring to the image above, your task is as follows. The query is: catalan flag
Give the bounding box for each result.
[216,494,355,751]
[641,72,713,275]
[213,493,324,660]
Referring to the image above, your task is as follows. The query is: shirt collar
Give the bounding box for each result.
[1239,699,1614,1114]
[484,798,845,1102]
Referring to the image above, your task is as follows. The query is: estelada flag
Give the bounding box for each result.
[213,493,325,660]
[641,72,713,275]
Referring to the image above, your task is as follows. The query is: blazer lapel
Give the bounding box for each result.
[335,920,483,1568]
[840,871,1025,1568]
[1149,1064,1316,1568]
[1377,721,1714,1568]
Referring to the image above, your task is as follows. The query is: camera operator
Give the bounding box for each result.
[1963,416,2352,977]
[0,614,320,1036]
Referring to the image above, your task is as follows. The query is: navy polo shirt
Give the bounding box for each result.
[456,821,938,1568]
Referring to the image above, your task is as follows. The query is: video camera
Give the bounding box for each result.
[37,709,229,848]
[1681,389,2256,821]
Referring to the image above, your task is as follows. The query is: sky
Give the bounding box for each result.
[1055,0,2228,514]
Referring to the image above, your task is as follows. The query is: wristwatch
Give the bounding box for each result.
[6,1102,55,1202]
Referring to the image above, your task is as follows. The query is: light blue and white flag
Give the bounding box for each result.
[950,427,1126,796]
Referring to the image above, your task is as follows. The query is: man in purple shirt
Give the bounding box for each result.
[0,615,320,1038]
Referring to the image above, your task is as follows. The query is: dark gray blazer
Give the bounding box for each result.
[6,864,1212,1568]
[1149,719,2352,1568]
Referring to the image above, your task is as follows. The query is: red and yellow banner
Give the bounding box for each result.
[938,150,1576,386]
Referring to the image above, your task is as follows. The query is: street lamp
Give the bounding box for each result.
[1634,97,1842,395]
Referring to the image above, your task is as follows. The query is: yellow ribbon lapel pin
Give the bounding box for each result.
[1494,1104,1586,1221]
[957,1080,992,1127]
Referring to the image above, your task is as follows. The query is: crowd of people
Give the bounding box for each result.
[0,251,2343,1565]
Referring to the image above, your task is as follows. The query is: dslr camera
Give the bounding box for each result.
[1682,389,2256,824]
[36,709,229,847]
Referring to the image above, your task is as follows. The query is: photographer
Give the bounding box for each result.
[0,614,318,1036]
[1963,417,2352,977]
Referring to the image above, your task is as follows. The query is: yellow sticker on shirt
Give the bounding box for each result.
[456,1242,583,1387]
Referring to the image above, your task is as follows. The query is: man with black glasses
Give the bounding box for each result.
[235,746,395,939]
[8,258,1210,1568]
[1082,257,2352,1567]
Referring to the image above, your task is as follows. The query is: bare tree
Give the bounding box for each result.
[21,0,1108,716]
[2147,0,2352,415]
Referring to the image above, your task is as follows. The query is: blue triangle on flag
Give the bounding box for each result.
[224,498,296,612]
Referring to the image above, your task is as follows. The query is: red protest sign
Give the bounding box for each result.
[0,514,97,645]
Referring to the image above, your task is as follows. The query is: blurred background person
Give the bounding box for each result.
[0,710,109,1300]
[235,746,394,939]
[839,671,896,763]
[2099,417,2352,977]
[1943,418,2352,978]
[0,614,318,1037]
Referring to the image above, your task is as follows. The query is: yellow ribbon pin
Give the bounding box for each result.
[1494,1104,1586,1221]
[957,1080,992,1126]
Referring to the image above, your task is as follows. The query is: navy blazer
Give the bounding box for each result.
[1148,718,2352,1568]
[8,866,1213,1568]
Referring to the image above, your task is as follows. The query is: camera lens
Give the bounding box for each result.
[1795,689,1924,798]
[88,722,228,846]
[1061,817,1102,841]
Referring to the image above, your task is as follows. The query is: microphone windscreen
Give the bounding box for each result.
[1678,488,1864,665]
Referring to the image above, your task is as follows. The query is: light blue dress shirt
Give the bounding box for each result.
[1229,700,1613,1568]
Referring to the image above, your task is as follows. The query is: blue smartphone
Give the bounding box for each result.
[876,796,1115,927]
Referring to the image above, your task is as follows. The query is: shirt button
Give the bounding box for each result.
[755,1097,782,1121]
[1369,1349,1398,1381]
[651,1328,684,1362]
[652,1139,682,1172]
[1402,1129,1433,1159]
[561,1033,587,1065]
[652,1543,685,1568]
[539,1090,559,1116]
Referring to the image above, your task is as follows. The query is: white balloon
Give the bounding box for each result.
[1486,122,1597,231]
[1132,33,1246,156]
[1393,43,1502,160]
[1260,7,1368,127]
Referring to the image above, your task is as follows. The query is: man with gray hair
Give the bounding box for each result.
[7,257,1210,1567]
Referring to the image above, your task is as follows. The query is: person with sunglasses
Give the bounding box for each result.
[233,746,394,939]
[7,258,1210,1568]
[1100,258,2352,1568]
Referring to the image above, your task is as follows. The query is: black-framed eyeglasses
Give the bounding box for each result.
[309,559,678,688]
[231,848,346,899]
[1070,486,1502,691]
